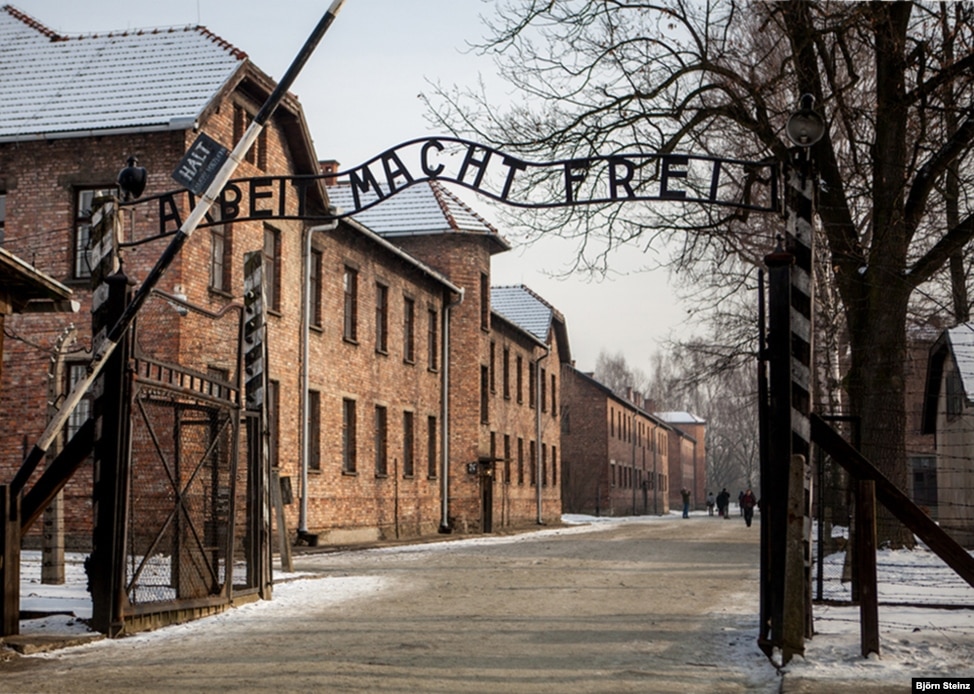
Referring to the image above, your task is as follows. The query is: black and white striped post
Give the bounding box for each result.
[11,0,347,492]
[760,94,824,665]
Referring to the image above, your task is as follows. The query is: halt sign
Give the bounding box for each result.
[172,133,231,196]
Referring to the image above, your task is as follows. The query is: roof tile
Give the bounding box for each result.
[0,6,244,140]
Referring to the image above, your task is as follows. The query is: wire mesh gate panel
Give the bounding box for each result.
[128,382,240,607]
[115,294,264,627]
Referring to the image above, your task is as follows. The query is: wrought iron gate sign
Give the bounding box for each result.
[172,132,231,196]
[143,137,779,233]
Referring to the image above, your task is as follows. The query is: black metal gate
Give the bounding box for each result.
[127,364,240,606]
[101,290,269,632]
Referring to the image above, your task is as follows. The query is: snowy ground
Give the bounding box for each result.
[11,512,974,688]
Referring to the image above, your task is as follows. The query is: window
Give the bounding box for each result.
[209,221,232,292]
[947,368,964,420]
[310,249,323,328]
[0,191,6,244]
[233,104,267,170]
[542,444,547,486]
[516,355,523,403]
[529,362,537,408]
[480,365,490,424]
[552,446,557,485]
[208,203,230,292]
[308,390,321,471]
[65,363,92,442]
[503,348,510,399]
[374,405,388,476]
[375,283,389,353]
[504,435,511,485]
[530,441,537,486]
[480,273,490,330]
[74,187,113,280]
[489,341,496,393]
[427,307,438,371]
[263,225,281,311]
[403,296,416,363]
[267,380,280,467]
[541,367,547,412]
[427,415,437,478]
[551,374,557,417]
[403,411,415,477]
[517,438,524,485]
[342,398,357,473]
[343,266,358,342]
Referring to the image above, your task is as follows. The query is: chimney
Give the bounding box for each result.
[320,159,340,187]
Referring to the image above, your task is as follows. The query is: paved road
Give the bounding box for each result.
[3,516,784,693]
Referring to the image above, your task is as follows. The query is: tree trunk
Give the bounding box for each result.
[845,283,915,548]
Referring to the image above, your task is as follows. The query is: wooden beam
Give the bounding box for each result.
[1,485,21,636]
[21,419,94,532]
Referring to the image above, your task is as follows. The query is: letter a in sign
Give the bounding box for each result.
[172,132,231,196]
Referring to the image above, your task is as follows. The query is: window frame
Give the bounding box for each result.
[374,404,388,477]
[308,389,321,471]
[263,225,281,312]
[427,307,439,371]
[403,296,416,363]
[73,187,114,280]
[402,410,415,478]
[310,248,323,328]
[427,415,438,479]
[342,398,357,474]
[375,282,389,354]
[343,266,359,343]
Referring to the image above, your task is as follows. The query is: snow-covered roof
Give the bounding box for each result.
[491,285,554,344]
[0,245,74,312]
[946,325,974,400]
[656,411,706,425]
[324,180,510,252]
[0,5,245,141]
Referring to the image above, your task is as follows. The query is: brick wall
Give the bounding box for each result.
[560,367,670,517]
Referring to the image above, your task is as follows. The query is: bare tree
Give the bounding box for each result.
[593,349,648,398]
[428,1,974,545]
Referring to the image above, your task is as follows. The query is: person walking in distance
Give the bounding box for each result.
[680,488,691,518]
[716,488,730,518]
[741,488,757,527]
[706,491,715,516]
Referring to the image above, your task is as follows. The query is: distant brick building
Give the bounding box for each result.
[560,365,671,516]
[656,411,707,511]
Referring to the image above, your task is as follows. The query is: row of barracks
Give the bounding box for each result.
[0,6,704,549]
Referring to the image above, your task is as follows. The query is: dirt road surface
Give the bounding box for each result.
[1,517,810,692]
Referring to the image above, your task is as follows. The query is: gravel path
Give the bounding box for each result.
[2,516,784,693]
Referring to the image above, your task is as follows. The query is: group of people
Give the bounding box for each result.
[704,487,758,526]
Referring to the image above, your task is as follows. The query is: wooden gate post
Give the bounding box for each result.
[88,197,131,636]
[1,485,21,636]
[856,479,880,657]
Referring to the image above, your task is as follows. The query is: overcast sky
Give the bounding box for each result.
[12,0,691,376]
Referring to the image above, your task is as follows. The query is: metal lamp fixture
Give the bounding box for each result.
[785,94,825,147]
[117,156,148,201]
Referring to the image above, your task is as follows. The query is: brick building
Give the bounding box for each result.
[0,6,566,547]
[327,182,569,532]
[0,6,320,542]
[560,365,671,516]
[656,411,706,511]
